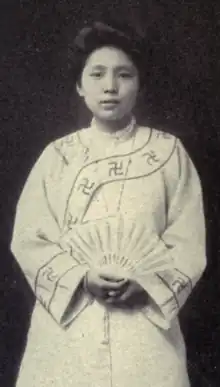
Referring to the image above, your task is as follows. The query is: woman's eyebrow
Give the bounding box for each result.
[90,64,135,71]
[89,65,106,70]
[114,65,135,71]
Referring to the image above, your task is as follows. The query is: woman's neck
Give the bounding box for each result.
[92,115,133,133]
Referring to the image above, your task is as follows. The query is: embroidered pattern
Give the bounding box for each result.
[77,178,95,196]
[142,150,160,166]
[64,129,176,225]
[157,269,192,311]
[53,131,84,165]
[35,252,79,311]
[108,160,125,177]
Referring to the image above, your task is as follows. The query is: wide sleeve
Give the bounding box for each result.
[10,143,91,328]
[133,139,207,330]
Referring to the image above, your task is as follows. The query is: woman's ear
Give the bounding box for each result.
[76,83,84,97]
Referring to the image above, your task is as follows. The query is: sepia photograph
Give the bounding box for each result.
[0,1,219,386]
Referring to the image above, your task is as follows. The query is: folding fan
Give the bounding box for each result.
[59,216,173,279]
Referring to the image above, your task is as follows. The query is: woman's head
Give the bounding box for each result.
[69,22,146,123]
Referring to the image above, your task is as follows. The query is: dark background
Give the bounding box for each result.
[0,1,220,386]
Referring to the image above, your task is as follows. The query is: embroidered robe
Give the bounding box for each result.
[11,124,206,387]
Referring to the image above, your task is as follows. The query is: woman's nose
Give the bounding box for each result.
[103,74,118,93]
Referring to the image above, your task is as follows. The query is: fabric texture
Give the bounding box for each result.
[11,122,206,386]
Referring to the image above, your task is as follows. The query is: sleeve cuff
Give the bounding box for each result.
[49,264,92,327]
[35,250,92,327]
[135,273,179,330]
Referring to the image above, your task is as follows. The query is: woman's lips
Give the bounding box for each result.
[100,100,119,108]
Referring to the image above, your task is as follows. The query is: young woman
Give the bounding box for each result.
[11,21,206,387]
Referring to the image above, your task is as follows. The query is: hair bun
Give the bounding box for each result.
[69,20,148,83]
[74,21,144,54]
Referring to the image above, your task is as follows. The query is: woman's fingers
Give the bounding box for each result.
[100,275,125,283]
[85,269,130,300]
[117,286,149,308]
[101,279,127,290]
[117,285,133,302]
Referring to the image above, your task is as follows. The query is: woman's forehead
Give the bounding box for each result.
[84,46,136,69]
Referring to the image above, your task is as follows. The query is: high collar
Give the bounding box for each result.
[90,117,137,143]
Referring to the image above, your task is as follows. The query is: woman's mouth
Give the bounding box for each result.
[100,100,119,109]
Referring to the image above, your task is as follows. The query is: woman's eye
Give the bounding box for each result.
[118,72,133,79]
[90,72,102,78]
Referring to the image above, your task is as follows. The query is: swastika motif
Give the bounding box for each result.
[41,266,59,283]
[108,160,125,177]
[77,178,95,195]
[172,277,188,294]
[142,150,160,166]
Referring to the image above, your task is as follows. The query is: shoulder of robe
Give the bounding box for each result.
[137,125,179,156]
[50,127,89,166]
[137,126,186,181]
[137,125,178,142]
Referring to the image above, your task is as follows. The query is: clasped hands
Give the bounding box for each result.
[84,268,148,309]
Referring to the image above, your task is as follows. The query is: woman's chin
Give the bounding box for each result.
[94,110,126,122]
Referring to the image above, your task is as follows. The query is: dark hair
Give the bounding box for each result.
[68,21,147,84]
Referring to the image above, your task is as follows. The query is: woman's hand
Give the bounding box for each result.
[85,269,127,301]
[106,279,149,309]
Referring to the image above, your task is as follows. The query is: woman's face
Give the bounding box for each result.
[77,46,140,122]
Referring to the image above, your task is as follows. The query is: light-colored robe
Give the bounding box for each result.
[11,122,206,387]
